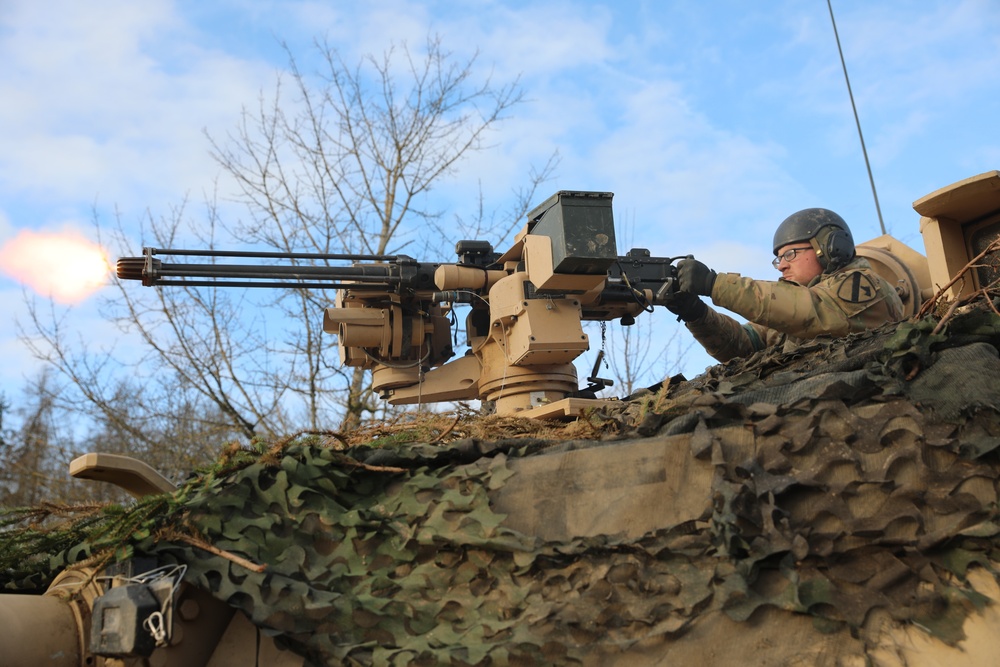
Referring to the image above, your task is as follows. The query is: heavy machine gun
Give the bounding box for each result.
[118,191,684,418]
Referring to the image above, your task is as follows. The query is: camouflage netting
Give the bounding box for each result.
[6,306,1000,665]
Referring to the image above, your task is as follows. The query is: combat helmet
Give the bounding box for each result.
[773,208,855,272]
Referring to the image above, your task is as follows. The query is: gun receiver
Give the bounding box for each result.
[116,191,683,418]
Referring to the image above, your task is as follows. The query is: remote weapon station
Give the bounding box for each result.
[117,191,684,418]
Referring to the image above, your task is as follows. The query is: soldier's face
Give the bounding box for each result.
[775,243,823,284]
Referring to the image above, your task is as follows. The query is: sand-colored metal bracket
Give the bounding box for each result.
[519,397,612,420]
[70,452,177,498]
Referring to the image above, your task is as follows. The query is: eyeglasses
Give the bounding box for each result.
[771,246,813,268]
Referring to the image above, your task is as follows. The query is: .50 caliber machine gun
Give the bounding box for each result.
[117,191,684,418]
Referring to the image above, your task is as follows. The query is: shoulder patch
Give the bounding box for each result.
[836,271,879,304]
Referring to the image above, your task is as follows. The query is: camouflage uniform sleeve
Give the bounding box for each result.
[684,304,768,363]
[709,262,903,340]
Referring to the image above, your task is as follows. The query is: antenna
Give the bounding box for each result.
[827,0,887,235]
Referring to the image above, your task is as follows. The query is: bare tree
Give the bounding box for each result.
[19,33,555,465]
[22,200,287,443]
[596,315,694,397]
[0,366,228,507]
[0,370,98,506]
[0,371,59,506]
[208,35,553,427]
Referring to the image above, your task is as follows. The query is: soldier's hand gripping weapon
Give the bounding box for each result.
[117,191,686,418]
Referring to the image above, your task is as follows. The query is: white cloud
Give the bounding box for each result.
[584,81,801,253]
[0,0,274,216]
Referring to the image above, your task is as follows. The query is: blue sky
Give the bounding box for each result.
[1,0,999,405]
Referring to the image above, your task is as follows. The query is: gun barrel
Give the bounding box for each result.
[149,247,402,261]
[116,247,419,290]
[150,262,398,285]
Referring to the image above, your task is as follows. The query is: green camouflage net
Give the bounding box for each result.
[5,307,1000,665]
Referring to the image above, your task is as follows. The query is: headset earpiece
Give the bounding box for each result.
[823,228,855,270]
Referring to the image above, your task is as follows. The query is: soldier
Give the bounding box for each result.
[663,208,904,363]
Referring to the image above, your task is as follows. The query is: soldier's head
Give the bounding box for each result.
[772,208,855,283]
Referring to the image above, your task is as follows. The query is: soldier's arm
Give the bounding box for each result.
[709,270,892,339]
[684,305,766,363]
